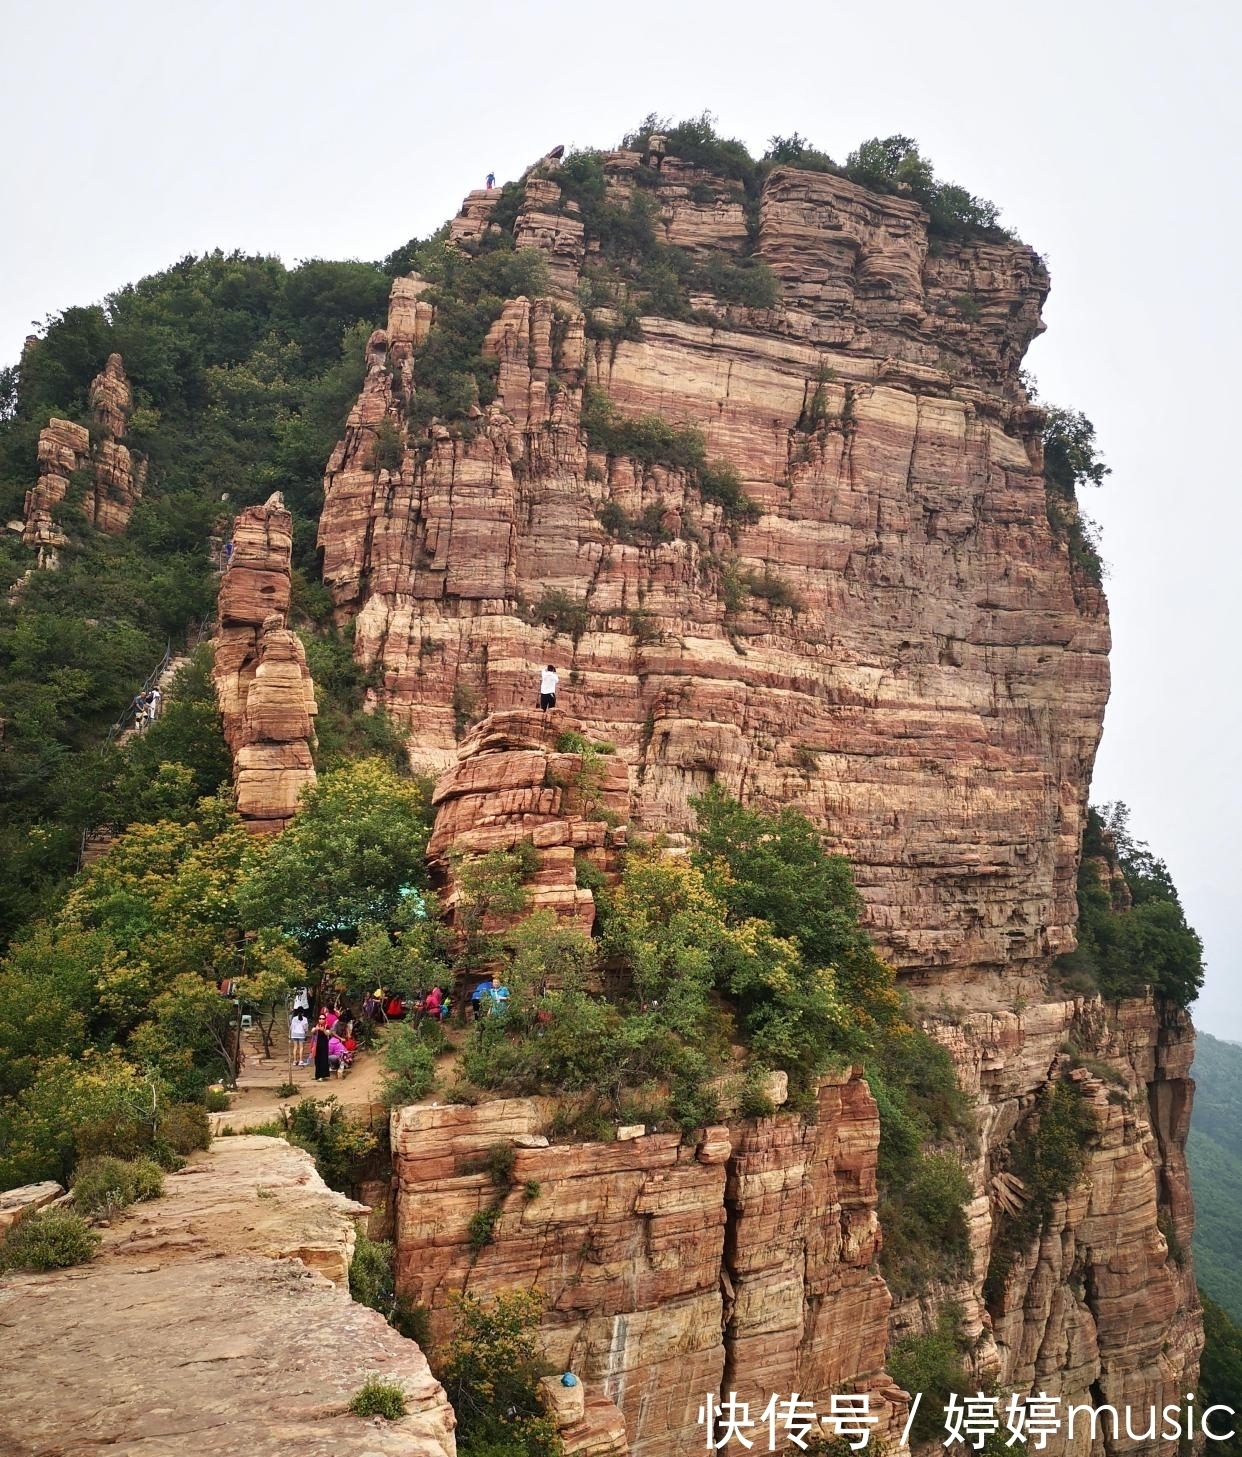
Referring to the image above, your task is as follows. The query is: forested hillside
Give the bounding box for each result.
[1190,1030,1242,1322]
[0,254,396,939]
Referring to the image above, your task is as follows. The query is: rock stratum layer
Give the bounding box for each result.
[319,148,1107,979]
[392,1071,899,1457]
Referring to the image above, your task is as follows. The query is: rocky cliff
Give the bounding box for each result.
[319,146,1106,981]
[392,1072,900,1457]
[321,137,1196,1454]
[21,352,144,563]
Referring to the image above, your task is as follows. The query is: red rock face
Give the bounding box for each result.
[318,151,1108,981]
[333,145,1197,1441]
[213,497,318,831]
[21,353,143,560]
[391,1071,898,1457]
[428,708,629,935]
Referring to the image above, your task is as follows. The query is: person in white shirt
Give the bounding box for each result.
[539,664,558,712]
[289,1011,310,1067]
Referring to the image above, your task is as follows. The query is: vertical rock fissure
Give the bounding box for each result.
[718,1147,744,1413]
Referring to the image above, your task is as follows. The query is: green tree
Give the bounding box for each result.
[236,759,433,953]
[691,785,898,1022]
[437,1291,561,1457]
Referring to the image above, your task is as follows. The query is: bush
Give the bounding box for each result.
[0,1208,101,1271]
[1059,804,1204,1008]
[484,1141,516,1187]
[437,1290,561,1457]
[71,1155,164,1216]
[530,589,590,644]
[380,1020,438,1109]
[348,1228,431,1342]
[157,1101,212,1159]
[349,1379,407,1420]
[887,1305,967,1443]
[285,1097,377,1192]
[467,1205,499,1251]
[205,1088,231,1113]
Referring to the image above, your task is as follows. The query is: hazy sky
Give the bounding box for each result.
[3,0,1239,1032]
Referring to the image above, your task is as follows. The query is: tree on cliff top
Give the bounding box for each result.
[1059,802,1203,1007]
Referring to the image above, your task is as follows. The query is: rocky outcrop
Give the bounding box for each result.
[893,985,1201,1455]
[0,1180,65,1234]
[213,495,318,831]
[20,352,143,562]
[428,708,629,934]
[317,149,1108,982]
[0,1136,456,1457]
[391,1071,900,1457]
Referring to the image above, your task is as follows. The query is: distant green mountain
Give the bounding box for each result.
[1190,1030,1242,1322]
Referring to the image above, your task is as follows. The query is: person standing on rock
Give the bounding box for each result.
[539,664,558,712]
[486,171,495,190]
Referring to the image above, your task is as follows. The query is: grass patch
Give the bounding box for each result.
[349,1379,407,1420]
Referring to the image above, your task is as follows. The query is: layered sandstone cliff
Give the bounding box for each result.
[213,495,318,830]
[427,708,629,934]
[392,1072,900,1457]
[319,149,1106,981]
[892,988,1201,1455]
[21,352,144,562]
[318,137,1197,1455]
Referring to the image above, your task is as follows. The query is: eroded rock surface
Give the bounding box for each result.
[428,708,629,933]
[21,353,143,562]
[213,495,318,830]
[391,1072,898,1457]
[894,985,1201,1456]
[0,1136,455,1457]
[318,149,1107,981]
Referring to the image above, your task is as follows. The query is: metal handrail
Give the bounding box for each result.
[101,640,173,753]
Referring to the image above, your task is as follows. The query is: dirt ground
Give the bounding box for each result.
[214,1016,465,1133]
[211,1019,389,1133]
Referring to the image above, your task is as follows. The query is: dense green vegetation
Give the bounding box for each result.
[1199,1291,1242,1455]
[0,756,426,1187]
[0,253,394,941]
[1056,803,1204,1006]
[1041,405,1109,586]
[436,1291,561,1457]
[1190,1031,1242,1323]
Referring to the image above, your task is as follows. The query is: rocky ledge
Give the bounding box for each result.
[0,1136,456,1457]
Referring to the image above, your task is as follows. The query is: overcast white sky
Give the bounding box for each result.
[2,0,1239,1034]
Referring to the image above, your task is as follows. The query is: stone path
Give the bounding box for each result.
[0,1136,456,1457]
